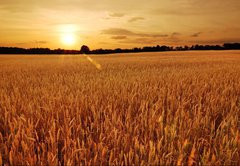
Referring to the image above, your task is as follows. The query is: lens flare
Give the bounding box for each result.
[84,54,102,70]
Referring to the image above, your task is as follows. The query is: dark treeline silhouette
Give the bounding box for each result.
[0,47,79,54]
[89,45,173,54]
[80,43,240,54]
[1,43,240,54]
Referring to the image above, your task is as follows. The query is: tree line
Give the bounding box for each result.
[0,43,240,54]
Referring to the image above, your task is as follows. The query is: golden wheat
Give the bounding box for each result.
[0,51,240,165]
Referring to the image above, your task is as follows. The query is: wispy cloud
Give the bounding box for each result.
[14,40,49,45]
[102,28,134,36]
[35,40,48,44]
[111,36,127,40]
[191,32,202,37]
[102,28,168,38]
[171,32,181,37]
[108,12,125,17]
[119,38,159,44]
[128,17,144,23]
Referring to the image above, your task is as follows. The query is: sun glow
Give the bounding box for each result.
[59,24,78,46]
[61,33,76,46]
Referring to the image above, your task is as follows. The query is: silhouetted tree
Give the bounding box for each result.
[80,45,90,54]
[114,48,122,53]
[176,46,184,51]
[184,46,189,50]
[133,47,141,52]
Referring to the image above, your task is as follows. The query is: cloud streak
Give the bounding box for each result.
[120,38,158,44]
[191,32,202,37]
[111,36,127,40]
[171,32,181,37]
[108,12,125,17]
[35,40,48,44]
[102,28,168,38]
[128,17,144,23]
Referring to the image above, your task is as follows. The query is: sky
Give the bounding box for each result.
[0,0,240,50]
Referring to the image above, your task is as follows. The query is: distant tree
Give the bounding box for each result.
[184,46,189,50]
[80,45,90,54]
[114,48,122,53]
[133,47,141,52]
[176,46,183,51]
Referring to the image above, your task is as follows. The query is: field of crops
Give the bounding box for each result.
[0,51,240,165]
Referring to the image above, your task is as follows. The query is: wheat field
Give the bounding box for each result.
[0,51,240,165]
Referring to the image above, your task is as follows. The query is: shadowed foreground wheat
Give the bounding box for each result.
[0,51,240,165]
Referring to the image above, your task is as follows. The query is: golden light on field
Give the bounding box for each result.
[83,54,102,70]
[1,51,240,165]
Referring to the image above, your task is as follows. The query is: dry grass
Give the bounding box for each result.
[0,51,240,165]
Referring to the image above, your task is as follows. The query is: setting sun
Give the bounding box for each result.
[61,33,76,46]
[58,24,78,47]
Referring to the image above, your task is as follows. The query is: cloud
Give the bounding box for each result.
[169,32,182,42]
[103,12,125,20]
[102,28,168,38]
[15,42,28,45]
[14,40,48,45]
[119,38,159,44]
[102,28,135,36]
[191,32,202,37]
[108,12,125,17]
[111,36,127,40]
[171,32,181,37]
[128,17,144,23]
[35,40,48,44]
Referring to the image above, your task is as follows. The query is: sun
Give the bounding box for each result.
[58,24,78,47]
[61,33,76,46]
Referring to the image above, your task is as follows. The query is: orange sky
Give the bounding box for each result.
[0,0,240,50]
